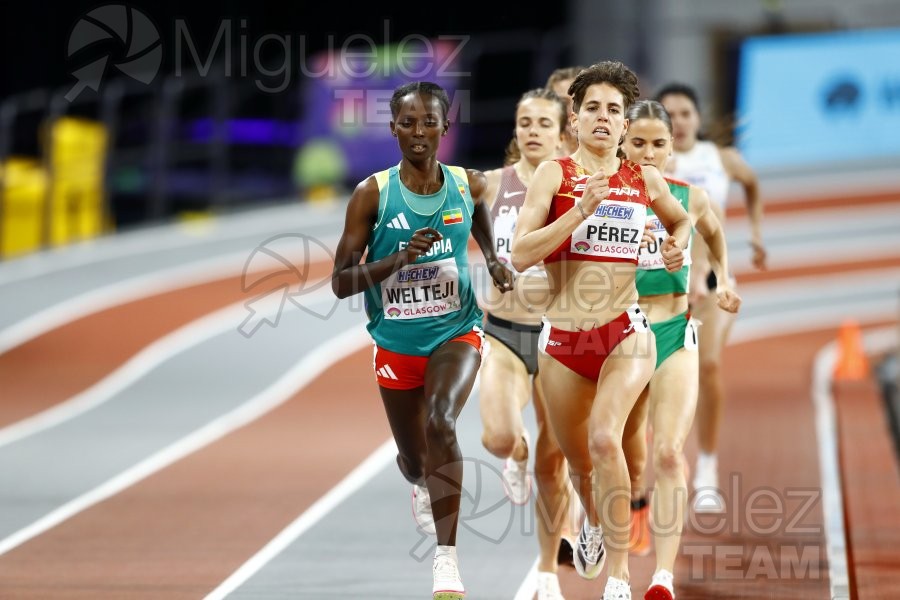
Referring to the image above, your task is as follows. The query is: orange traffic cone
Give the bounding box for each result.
[833,320,870,381]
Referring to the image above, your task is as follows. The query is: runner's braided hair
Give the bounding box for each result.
[389,82,451,119]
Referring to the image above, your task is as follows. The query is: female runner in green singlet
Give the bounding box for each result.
[620,99,741,600]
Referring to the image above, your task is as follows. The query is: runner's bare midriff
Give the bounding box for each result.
[483,270,552,326]
[544,261,640,331]
[638,292,689,323]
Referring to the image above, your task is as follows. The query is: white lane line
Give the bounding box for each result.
[735,268,900,312]
[206,379,482,597]
[812,326,897,600]
[717,202,900,274]
[0,253,243,356]
[512,557,539,600]
[0,322,371,557]
[0,240,336,357]
[0,202,345,287]
[727,238,900,276]
[732,297,898,343]
[203,440,397,600]
[0,285,334,450]
[512,314,899,600]
[757,167,898,202]
[0,205,889,359]
[812,339,849,600]
[726,201,900,233]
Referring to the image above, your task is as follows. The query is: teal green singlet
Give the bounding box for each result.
[362,163,483,356]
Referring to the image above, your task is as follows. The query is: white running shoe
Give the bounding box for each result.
[572,518,606,580]
[692,458,725,513]
[413,484,436,535]
[603,576,631,599]
[693,487,725,513]
[536,571,565,600]
[644,569,674,600]
[502,430,532,505]
[432,552,465,599]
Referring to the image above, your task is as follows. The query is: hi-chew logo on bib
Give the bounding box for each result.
[594,204,635,219]
[442,208,464,225]
[570,200,646,259]
[382,257,461,319]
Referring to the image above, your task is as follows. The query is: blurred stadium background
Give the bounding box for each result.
[0,1,898,598]
[1,0,898,251]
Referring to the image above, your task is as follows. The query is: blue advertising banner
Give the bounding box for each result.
[737,28,900,171]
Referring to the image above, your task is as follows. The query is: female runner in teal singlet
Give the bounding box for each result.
[331,81,513,600]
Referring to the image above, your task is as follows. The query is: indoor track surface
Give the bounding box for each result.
[0,168,897,599]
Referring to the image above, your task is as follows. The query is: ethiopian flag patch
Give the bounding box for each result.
[442,208,464,225]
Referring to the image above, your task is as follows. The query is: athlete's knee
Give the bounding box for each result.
[397,452,426,484]
[534,450,566,487]
[653,443,685,479]
[481,428,518,458]
[426,411,459,449]
[533,467,564,494]
[588,428,620,466]
[534,443,565,476]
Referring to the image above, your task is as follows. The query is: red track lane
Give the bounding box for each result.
[735,256,900,284]
[725,190,899,218]
[834,375,900,598]
[0,345,388,599]
[0,193,895,598]
[3,188,895,432]
[5,315,892,598]
[0,260,334,429]
[0,282,896,597]
[556,326,846,599]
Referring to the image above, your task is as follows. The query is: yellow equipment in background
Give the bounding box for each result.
[0,116,110,259]
[0,158,47,257]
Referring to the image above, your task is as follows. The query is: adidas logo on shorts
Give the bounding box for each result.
[377,364,399,380]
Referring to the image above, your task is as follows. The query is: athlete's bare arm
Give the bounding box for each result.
[719,146,766,270]
[331,177,441,299]
[468,168,514,292]
[690,186,727,285]
[480,168,503,211]
[691,185,740,313]
[510,161,579,271]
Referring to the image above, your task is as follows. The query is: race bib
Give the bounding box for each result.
[637,214,692,270]
[494,212,543,276]
[381,257,461,320]
[570,200,646,260]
